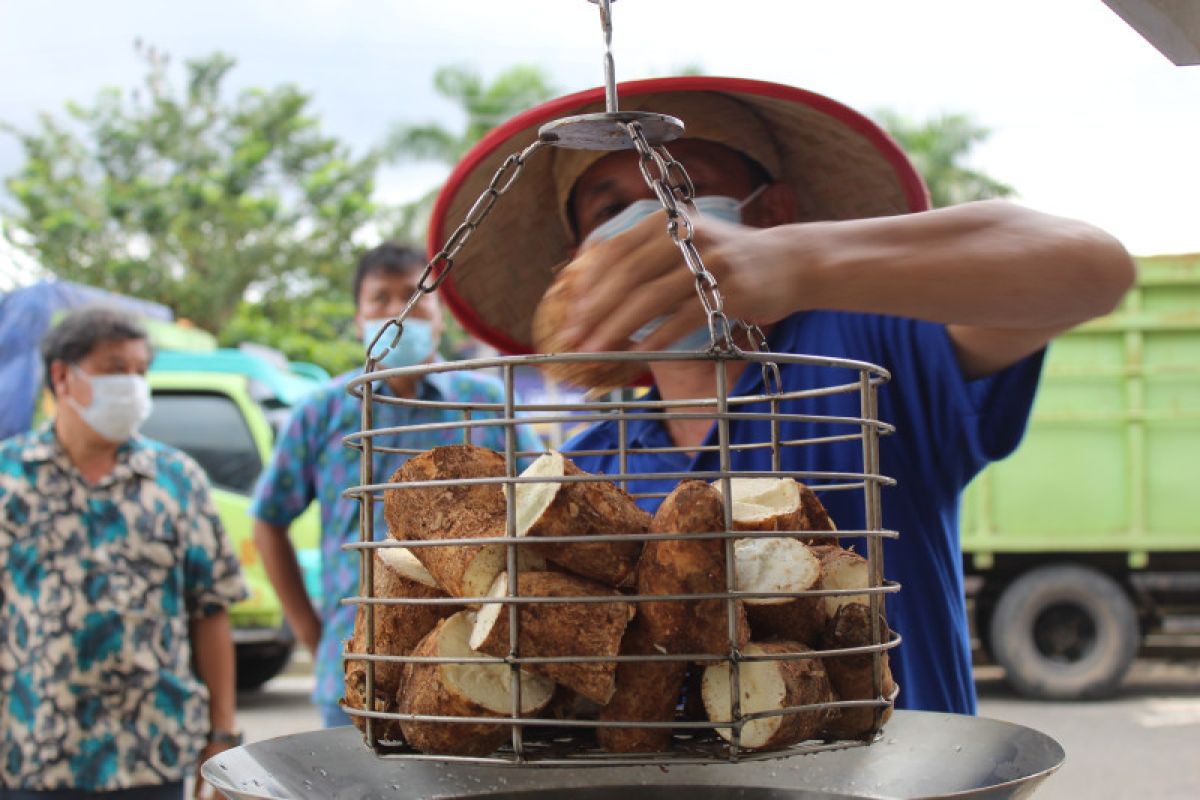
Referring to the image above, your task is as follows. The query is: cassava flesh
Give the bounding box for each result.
[702,641,835,750]
[736,536,826,647]
[714,478,837,541]
[469,571,634,705]
[515,451,650,586]
[397,611,554,756]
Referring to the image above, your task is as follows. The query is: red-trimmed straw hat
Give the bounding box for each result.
[427,76,930,355]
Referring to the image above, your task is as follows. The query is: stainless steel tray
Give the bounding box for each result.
[202,710,1064,800]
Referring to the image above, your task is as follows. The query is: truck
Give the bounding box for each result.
[961,253,1200,700]
[0,280,325,689]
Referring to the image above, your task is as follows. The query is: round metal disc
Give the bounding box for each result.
[539,111,684,151]
[201,711,1065,800]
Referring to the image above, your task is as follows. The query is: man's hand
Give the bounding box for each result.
[193,740,236,799]
[559,209,803,354]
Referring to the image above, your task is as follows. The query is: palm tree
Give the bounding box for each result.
[384,64,558,242]
[875,111,1014,208]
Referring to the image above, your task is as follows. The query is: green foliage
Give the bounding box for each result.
[0,43,382,332]
[384,64,557,242]
[219,297,365,377]
[874,110,1014,208]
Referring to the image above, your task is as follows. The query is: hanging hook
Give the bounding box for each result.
[589,0,619,113]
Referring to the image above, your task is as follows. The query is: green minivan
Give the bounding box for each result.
[144,349,326,690]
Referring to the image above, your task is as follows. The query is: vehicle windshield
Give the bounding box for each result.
[141,391,264,494]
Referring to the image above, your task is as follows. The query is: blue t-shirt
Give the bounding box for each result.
[562,310,1044,715]
[250,369,545,708]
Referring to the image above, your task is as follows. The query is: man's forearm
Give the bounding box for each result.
[793,200,1135,330]
[190,610,236,732]
[253,519,321,653]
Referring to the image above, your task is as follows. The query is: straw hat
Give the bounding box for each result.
[427,76,930,355]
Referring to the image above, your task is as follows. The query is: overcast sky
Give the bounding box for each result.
[1,0,1198,259]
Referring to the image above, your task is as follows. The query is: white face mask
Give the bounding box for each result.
[67,366,153,443]
[581,184,768,247]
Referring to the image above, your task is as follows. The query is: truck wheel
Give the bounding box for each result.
[236,642,294,692]
[988,564,1138,700]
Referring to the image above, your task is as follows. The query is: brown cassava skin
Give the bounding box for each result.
[745,596,827,650]
[638,481,749,655]
[473,571,634,705]
[397,617,515,757]
[597,619,687,753]
[383,445,508,597]
[531,262,646,390]
[343,655,405,741]
[348,550,458,697]
[820,603,897,740]
[798,484,837,540]
[704,641,835,750]
[525,456,650,587]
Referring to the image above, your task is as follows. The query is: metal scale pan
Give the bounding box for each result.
[201,711,1065,800]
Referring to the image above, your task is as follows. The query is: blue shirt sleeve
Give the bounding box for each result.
[250,396,320,526]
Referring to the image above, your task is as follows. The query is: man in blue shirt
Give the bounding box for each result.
[424,78,1135,715]
[250,243,544,728]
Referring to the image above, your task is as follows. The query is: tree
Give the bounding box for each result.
[383,64,557,243]
[0,43,381,332]
[874,111,1014,208]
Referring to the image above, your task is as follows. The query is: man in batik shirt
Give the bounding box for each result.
[0,309,246,799]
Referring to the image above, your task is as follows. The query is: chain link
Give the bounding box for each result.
[623,120,735,350]
[366,138,549,368]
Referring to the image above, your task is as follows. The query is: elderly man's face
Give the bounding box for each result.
[570,139,767,242]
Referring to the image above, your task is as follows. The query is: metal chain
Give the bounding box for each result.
[623,119,735,350]
[365,138,549,365]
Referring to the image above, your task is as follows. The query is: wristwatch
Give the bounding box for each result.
[208,728,244,748]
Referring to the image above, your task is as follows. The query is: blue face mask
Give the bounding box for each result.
[362,318,436,369]
[584,185,767,351]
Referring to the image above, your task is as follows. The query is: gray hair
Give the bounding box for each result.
[41,307,149,396]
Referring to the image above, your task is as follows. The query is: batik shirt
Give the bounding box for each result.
[0,424,247,792]
[250,368,545,708]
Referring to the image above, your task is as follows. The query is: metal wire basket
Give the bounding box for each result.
[340,346,901,766]
[338,0,899,766]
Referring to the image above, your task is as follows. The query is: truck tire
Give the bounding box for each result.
[236,641,294,692]
[988,564,1138,700]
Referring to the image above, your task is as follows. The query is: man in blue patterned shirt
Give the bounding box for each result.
[250,243,545,727]
[0,309,247,799]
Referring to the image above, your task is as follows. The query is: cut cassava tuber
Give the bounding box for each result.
[702,642,835,749]
[714,477,837,538]
[397,611,555,756]
[597,619,687,753]
[736,536,826,647]
[531,261,646,390]
[344,660,404,741]
[469,571,635,705]
[346,547,458,707]
[514,451,650,586]
[821,602,898,740]
[637,480,749,655]
[817,546,873,618]
[383,444,545,600]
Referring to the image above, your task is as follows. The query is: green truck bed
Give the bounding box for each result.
[959,253,1200,700]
